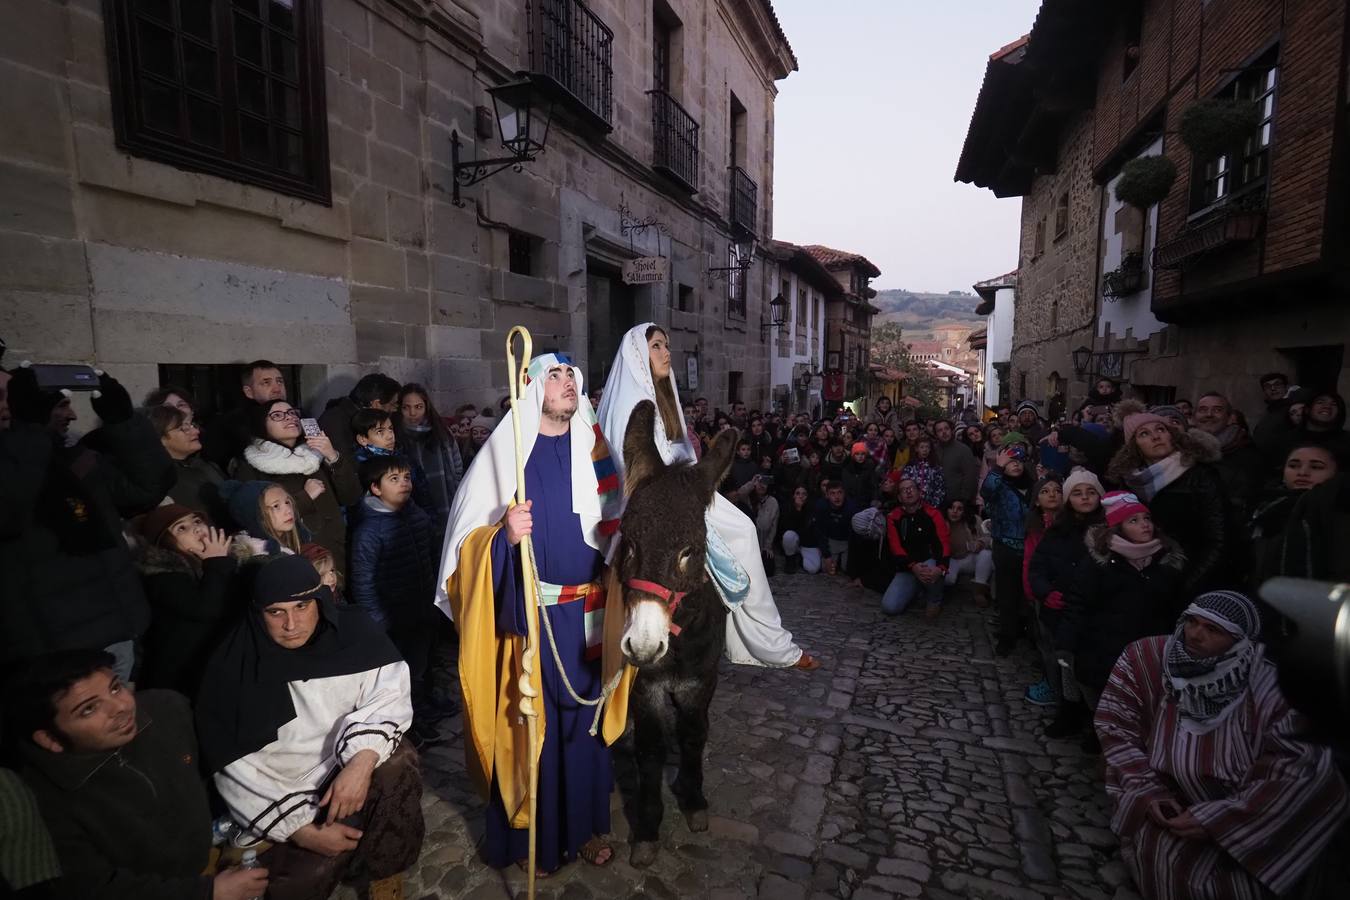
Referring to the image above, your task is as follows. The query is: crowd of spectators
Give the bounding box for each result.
[1,351,1348,898]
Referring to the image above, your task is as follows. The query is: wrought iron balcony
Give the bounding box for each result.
[649,90,699,192]
[527,0,613,130]
[730,166,757,238]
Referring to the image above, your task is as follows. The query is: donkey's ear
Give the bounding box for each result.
[695,427,739,497]
[623,400,667,496]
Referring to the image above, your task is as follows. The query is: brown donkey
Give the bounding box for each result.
[617,400,737,867]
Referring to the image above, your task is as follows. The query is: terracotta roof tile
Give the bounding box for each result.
[801,244,882,278]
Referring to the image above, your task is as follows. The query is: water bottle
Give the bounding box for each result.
[240,849,261,900]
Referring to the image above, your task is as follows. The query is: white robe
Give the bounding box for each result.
[596,324,802,668]
[214,662,413,841]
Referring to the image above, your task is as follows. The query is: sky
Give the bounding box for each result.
[770,0,1042,293]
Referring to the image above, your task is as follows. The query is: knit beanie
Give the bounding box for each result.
[1016,400,1040,416]
[1103,490,1148,528]
[1150,404,1187,426]
[138,503,199,544]
[851,441,868,455]
[251,553,327,609]
[1001,430,1029,449]
[470,415,494,432]
[1062,467,1104,499]
[221,479,277,536]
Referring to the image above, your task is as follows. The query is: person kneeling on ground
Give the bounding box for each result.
[6,649,268,900]
[1096,591,1348,900]
[197,554,424,900]
[881,478,950,618]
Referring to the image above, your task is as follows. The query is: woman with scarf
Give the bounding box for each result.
[397,383,464,527]
[232,399,361,577]
[197,554,423,900]
[1096,590,1348,900]
[1107,402,1236,596]
[598,323,818,670]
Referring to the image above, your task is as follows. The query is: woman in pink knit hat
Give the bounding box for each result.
[1107,400,1236,596]
[1056,489,1186,752]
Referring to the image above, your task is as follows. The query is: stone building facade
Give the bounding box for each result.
[0,0,796,419]
[803,245,881,407]
[958,1,1350,421]
[1009,110,1099,416]
[766,240,835,417]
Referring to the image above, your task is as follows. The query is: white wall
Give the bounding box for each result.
[985,285,1015,407]
[769,265,823,398]
[1099,138,1166,343]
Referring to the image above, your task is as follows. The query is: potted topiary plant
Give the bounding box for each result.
[1114,155,1177,210]
[1179,98,1261,161]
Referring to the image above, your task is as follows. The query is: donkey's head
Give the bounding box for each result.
[617,400,737,666]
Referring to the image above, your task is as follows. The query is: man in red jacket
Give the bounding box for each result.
[882,478,951,619]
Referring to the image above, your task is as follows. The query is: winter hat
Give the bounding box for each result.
[1062,467,1104,499]
[470,415,495,432]
[1001,430,1029,449]
[851,441,868,455]
[251,553,328,610]
[222,479,277,535]
[1015,400,1040,416]
[1114,399,1169,443]
[299,542,333,567]
[1103,490,1149,528]
[138,503,199,544]
[1150,404,1187,427]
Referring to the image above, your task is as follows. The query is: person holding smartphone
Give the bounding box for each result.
[231,399,361,578]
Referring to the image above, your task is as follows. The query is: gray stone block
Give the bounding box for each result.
[0,62,68,167]
[350,237,406,288]
[350,285,429,324]
[355,320,405,363]
[0,291,94,360]
[0,161,75,238]
[0,232,86,293]
[368,141,421,196]
[349,182,388,240]
[388,192,425,248]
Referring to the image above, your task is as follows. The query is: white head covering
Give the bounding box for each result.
[435,353,609,618]
[596,322,696,484]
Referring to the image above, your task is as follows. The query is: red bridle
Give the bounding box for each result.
[625,578,689,636]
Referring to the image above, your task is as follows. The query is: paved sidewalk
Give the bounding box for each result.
[349,573,1137,900]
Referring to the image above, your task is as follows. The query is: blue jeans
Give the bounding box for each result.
[881,560,945,615]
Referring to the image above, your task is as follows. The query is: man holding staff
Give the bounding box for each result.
[437,349,633,878]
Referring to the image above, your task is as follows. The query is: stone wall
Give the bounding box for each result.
[1009,111,1099,415]
[0,0,790,415]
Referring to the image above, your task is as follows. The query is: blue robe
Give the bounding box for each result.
[485,433,611,871]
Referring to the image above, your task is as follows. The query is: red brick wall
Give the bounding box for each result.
[1091,0,1345,298]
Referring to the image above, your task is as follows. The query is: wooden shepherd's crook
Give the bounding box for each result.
[506,326,541,900]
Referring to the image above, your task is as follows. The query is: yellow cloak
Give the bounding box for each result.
[446,523,635,829]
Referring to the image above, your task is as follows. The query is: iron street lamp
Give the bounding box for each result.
[451,79,554,207]
[1072,345,1093,381]
[760,293,788,337]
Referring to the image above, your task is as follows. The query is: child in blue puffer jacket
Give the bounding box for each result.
[981,443,1033,656]
[350,454,440,737]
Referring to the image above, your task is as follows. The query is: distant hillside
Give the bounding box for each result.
[873,289,984,338]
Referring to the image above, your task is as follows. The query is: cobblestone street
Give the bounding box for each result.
[366,573,1138,900]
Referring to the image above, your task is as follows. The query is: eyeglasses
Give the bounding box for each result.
[267,409,300,422]
[175,422,199,433]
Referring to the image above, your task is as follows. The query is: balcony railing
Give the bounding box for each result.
[730,166,757,237]
[527,0,613,130]
[649,89,699,192]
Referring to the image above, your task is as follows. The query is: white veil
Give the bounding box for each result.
[435,354,605,618]
[596,322,696,484]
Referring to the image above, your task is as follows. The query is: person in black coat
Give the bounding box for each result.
[146,405,232,529]
[132,504,239,697]
[1057,495,1186,711]
[316,372,401,461]
[1028,468,1105,738]
[1107,401,1238,595]
[778,485,821,573]
[349,455,439,731]
[7,649,268,900]
[1,369,172,677]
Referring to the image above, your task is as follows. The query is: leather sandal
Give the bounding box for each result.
[794,653,821,671]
